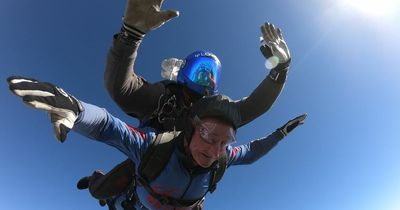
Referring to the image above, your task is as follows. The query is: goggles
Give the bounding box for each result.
[193,116,236,146]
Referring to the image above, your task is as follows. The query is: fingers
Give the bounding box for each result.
[22,95,70,116]
[51,113,72,142]
[7,76,39,84]
[158,10,179,23]
[261,22,275,42]
[155,0,165,7]
[53,121,71,142]
[52,121,64,142]
[267,23,279,41]
[23,94,77,119]
[276,28,284,40]
[22,95,58,112]
[288,113,307,132]
[287,113,307,127]
[10,84,55,98]
[261,22,282,42]
[260,23,271,41]
[293,113,307,124]
[49,109,76,143]
[279,113,307,136]
[8,77,55,98]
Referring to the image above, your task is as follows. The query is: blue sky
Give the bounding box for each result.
[1,0,400,209]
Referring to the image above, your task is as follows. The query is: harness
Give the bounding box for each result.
[112,82,229,209]
[141,81,190,132]
[122,131,227,210]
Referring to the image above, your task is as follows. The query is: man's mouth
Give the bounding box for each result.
[201,152,212,160]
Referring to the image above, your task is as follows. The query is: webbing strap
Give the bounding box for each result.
[137,131,227,207]
[138,131,204,208]
[136,176,201,207]
[139,131,179,183]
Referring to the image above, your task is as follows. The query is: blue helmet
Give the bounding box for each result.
[177,51,221,96]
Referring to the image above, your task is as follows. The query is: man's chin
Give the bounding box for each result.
[196,159,213,168]
[199,163,212,168]
[193,153,215,168]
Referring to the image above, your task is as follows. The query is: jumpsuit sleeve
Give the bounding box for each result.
[72,101,156,163]
[104,33,166,120]
[226,130,285,166]
[236,76,285,127]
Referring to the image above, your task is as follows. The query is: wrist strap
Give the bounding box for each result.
[119,19,146,42]
[268,62,289,84]
[122,22,145,38]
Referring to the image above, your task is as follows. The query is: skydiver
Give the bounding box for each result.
[8,76,306,210]
[80,0,293,205]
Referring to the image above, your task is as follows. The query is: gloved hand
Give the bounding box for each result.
[123,0,179,38]
[278,114,307,136]
[161,57,184,81]
[260,22,291,68]
[7,76,83,142]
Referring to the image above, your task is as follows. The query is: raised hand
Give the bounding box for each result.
[123,0,179,38]
[260,22,291,69]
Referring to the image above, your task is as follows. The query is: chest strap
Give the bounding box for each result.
[135,131,227,208]
[136,175,202,207]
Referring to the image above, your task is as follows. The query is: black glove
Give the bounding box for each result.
[7,76,83,142]
[278,114,307,136]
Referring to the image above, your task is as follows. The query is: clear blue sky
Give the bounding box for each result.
[1,0,400,209]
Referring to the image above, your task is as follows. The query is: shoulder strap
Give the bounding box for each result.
[209,152,228,193]
[139,131,181,183]
[138,132,205,207]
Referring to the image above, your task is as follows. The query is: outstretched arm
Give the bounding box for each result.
[7,76,154,162]
[104,0,179,119]
[237,22,292,126]
[74,101,155,162]
[227,114,306,166]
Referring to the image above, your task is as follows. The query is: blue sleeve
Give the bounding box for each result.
[226,130,284,166]
[72,101,156,163]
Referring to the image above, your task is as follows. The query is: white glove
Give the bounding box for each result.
[7,76,82,142]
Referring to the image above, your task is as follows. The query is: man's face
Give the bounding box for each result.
[189,117,235,168]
